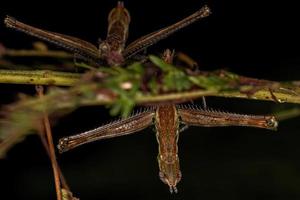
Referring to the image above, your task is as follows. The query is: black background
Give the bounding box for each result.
[1,0,300,199]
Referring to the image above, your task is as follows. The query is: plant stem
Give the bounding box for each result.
[4,49,73,59]
[135,87,300,105]
[1,70,300,158]
[215,89,300,104]
[273,107,300,121]
[0,69,80,86]
[36,86,62,200]
[39,133,70,191]
[14,81,300,115]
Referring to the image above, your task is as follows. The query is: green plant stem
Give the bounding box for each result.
[135,88,298,105]
[1,70,300,158]
[215,89,300,104]
[1,69,300,104]
[20,83,300,115]
[273,107,300,121]
[0,69,80,86]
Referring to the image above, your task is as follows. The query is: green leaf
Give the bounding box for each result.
[74,61,97,70]
[109,89,136,117]
[127,62,144,74]
[188,75,228,90]
[163,71,192,91]
[148,77,159,94]
[149,55,174,71]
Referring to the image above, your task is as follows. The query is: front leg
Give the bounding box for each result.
[178,105,278,130]
[4,16,100,63]
[58,109,155,153]
[123,5,211,59]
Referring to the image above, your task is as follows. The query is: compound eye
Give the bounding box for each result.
[266,119,273,127]
[99,43,110,56]
[266,117,278,129]
[101,44,108,51]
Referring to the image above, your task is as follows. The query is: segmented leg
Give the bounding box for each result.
[178,105,278,130]
[123,5,211,59]
[4,16,100,63]
[57,109,155,153]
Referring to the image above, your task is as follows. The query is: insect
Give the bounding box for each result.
[57,49,278,193]
[4,2,211,66]
[4,2,278,193]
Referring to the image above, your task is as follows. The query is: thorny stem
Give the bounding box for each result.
[36,85,62,200]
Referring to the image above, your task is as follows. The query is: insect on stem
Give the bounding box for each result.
[4,3,280,194]
[57,49,278,194]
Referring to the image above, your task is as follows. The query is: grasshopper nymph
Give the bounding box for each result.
[57,50,278,193]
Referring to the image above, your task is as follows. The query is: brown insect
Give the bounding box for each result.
[4,2,278,193]
[57,49,278,193]
[4,2,211,66]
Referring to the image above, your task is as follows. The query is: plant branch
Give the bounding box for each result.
[39,133,70,191]
[135,86,300,105]
[1,56,300,157]
[0,69,299,104]
[36,85,62,200]
[1,42,73,59]
[0,69,80,86]
[273,107,300,121]
[3,49,73,58]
